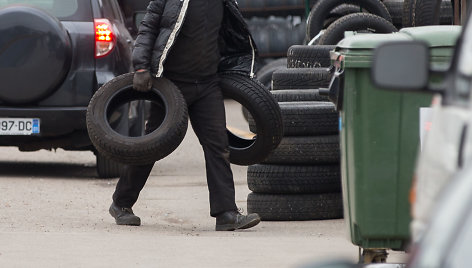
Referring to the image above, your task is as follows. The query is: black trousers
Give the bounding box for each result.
[112,77,238,217]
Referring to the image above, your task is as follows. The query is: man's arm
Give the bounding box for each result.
[132,0,166,72]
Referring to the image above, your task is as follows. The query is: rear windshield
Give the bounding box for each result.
[0,0,92,21]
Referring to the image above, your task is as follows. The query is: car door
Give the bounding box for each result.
[412,9,472,243]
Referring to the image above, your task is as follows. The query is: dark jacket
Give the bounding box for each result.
[132,0,258,78]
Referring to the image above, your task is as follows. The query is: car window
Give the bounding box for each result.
[101,0,123,23]
[0,0,92,21]
[110,0,124,23]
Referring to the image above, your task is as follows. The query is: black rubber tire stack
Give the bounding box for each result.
[306,0,392,42]
[247,45,343,221]
[246,16,307,58]
[238,0,306,17]
[318,12,397,45]
[404,0,453,27]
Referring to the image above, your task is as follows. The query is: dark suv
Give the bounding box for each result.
[0,0,134,177]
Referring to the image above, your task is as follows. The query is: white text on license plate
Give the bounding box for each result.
[0,118,40,135]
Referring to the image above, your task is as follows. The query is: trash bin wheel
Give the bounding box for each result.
[360,249,388,263]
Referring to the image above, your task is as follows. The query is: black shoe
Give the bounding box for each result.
[109,203,141,226]
[215,210,261,231]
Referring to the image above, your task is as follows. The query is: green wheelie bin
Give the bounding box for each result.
[329,26,461,262]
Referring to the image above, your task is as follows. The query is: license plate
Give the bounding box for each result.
[0,118,40,135]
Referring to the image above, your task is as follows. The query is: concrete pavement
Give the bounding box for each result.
[0,100,407,267]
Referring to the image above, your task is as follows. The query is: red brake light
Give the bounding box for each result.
[94,19,115,58]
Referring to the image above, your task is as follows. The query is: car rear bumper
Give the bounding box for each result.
[0,107,87,136]
[0,107,91,150]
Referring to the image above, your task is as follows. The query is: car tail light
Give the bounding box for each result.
[94,19,115,58]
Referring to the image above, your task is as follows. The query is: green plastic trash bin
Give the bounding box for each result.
[332,26,461,253]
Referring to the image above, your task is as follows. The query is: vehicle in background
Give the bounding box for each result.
[297,161,472,268]
[371,10,470,244]
[0,0,136,177]
[116,0,148,38]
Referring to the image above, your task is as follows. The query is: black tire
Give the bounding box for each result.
[256,58,287,89]
[219,72,283,166]
[383,0,404,28]
[318,13,398,45]
[287,45,336,68]
[263,135,340,164]
[247,192,344,221]
[438,0,453,25]
[330,4,361,17]
[415,0,453,26]
[306,0,392,40]
[86,73,189,165]
[0,6,72,104]
[268,22,290,54]
[324,4,362,28]
[271,89,329,102]
[402,0,416,27]
[414,0,442,25]
[247,164,341,194]
[271,68,332,90]
[249,101,338,136]
[96,153,122,178]
[280,101,339,136]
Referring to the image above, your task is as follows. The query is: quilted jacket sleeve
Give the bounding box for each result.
[132,0,166,72]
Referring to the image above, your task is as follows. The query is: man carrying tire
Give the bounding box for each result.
[108,0,262,231]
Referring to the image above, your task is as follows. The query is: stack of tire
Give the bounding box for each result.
[401,0,453,27]
[239,0,308,58]
[238,0,308,17]
[246,45,344,221]
[246,16,306,58]
[304,0,453,45]
[306,0,398,45]
[244,0,454,221]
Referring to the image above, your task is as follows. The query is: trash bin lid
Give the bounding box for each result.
[334,26,461,68]
[400,26,461,59]
[400,26,461,48]
[334,33,412,68]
